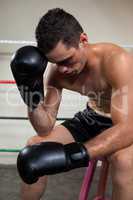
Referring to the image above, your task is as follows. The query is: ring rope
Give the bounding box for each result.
[0,40,133,48]
[0,149,20,153]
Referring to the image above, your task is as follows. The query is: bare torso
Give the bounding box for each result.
[59,64,112,116]
[47,43,130,117]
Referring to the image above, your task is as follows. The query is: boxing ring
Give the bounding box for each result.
[0,40,133,199]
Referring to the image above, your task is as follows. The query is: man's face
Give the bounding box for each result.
[46,41,87,75]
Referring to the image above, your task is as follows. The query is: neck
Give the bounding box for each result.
[83,44,101,73]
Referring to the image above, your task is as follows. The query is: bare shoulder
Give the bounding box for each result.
[102,44,133,87]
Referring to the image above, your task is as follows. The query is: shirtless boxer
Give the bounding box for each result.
[11,8,133,200]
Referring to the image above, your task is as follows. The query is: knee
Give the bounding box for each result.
[108,150,133,186]
[108,150,133,173]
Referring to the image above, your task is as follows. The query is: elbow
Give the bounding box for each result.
[27,108,56,136]
[125,123,133,135]
[36,122,55,136]
[34,116,56,136]
[116,121,133,137]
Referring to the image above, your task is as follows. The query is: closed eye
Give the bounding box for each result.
[57,56,74,66]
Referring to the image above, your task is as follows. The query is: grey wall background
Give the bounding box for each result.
[0,0,132,153]
[0,0,133,53]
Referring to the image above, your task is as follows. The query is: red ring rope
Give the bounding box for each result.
[0,80,15,84]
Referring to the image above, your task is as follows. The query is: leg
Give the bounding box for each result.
[21,105,112,200]
[21,124,75,200]
[108,143,133,200]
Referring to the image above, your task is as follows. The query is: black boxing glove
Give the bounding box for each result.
[17,142,90,184]
[10,46,48,110]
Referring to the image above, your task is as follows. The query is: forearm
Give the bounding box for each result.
[28,103,56,136]
[84,123,133,159]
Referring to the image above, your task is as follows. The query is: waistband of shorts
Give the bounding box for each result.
[86,103,111,119]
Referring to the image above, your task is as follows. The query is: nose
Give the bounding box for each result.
[58,65,69,73]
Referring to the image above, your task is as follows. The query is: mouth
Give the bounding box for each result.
[65,71,77,75]
[65,71,73,74]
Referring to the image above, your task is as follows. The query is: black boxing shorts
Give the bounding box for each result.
[61,105,113,143]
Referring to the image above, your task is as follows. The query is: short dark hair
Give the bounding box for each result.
[35,8,83,54]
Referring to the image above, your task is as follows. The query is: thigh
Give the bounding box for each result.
[27,124,75,145]
[61,105,113,143]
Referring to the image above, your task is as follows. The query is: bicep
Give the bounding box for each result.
[43,84,62,117]
[111,87,128,124]
[111,82,133,125]
[106,52,133,124]
[43,63,62,118]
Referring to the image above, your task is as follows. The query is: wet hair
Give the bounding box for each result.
[35,8,83,54]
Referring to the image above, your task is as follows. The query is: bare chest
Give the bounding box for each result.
[61,70,112,114]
